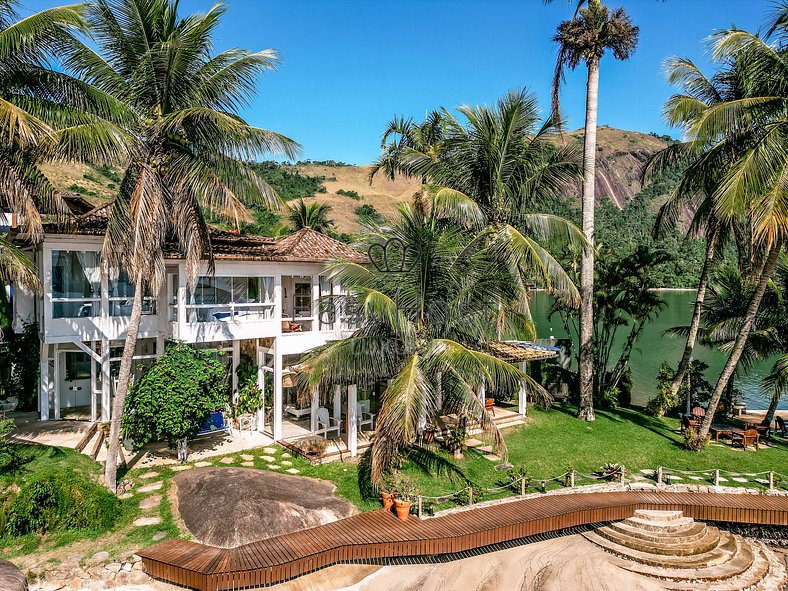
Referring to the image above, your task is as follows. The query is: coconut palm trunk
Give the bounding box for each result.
[699,241,784,439]
[104,270,144,492]
[670,229,718,397]
[577,57,599,422]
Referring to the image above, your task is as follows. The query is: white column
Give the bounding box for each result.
[90,341,97,422]
[101,336,111,422]
[274,274,283,326]
[518,361,527,416]
[479,383,486,408]
[39,341,49,421]
[231,340,241,399]
[348,384,358,457]
[256,340,265,433]
[272,340,283,441]
[333,384,342,425]
[53,344,60,420]
[311,274,320,332]
[436,372,443,414]
[177,264,187,332]
[310,385,319,433]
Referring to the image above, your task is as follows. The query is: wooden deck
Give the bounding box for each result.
[138,491,788,590]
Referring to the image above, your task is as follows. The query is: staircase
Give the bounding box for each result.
[583,510,786,590]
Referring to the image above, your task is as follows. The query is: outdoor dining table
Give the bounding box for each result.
[709,423,744,443]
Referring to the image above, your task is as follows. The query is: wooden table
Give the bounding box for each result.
[710,423,744,443]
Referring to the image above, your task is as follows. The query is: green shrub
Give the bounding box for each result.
[0,322,40,410]
[0,420,19,473]
[6,468,118,536]
[337,188,362,200]
[683,428,708,452]
[646,384,678,417]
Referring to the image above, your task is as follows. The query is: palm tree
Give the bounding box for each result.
[550,0,639,421]
[693,18,788,438]
[386,89,585,327]
[300,197,543,483]
[64,0,299,491]
[645,55,752,401]
[287,199,334,233]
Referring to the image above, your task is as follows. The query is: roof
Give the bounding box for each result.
[487,341,560,362]
[40,201,367,265]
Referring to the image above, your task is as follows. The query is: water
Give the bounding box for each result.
[530,290,785,411]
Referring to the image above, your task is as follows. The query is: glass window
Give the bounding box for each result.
[108,267,156,317]
[51,251,101,318]
[186,276,275,322]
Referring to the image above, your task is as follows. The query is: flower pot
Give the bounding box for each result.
[394,499,411,521]
[381,491,395,511]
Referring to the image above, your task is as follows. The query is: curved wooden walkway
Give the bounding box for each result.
[138,491,788,590]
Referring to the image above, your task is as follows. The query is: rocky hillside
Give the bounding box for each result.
[38,127,670,233]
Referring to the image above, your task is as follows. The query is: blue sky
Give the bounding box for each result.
[25,0,771,163]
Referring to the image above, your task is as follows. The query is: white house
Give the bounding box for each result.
[10,201,372,454]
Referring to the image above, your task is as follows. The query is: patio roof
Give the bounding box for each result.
[487,340,560,362]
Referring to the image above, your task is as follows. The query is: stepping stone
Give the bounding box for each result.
[281,452,292,458]
[268,464,281,469]
[281,460,293,466]
[152,531,167,541]
[688,476,705,481]
[241,462,254,467]
[219,457,235,464]
[717,476,729,482]
[286,468,300,474]
[263,447,277,454]
[138,481,163,493]
[482,454,501,462]
[731,477,748,483]
[639,469,655,476]
[171,465,192,471]
[631,474,647,481]
[465,438,484,447]
[139,495,162,510]
[629,482,657,490]
[133,516,161,527]
[195,461,212,467]
[667,475,683,481]
[241,454,254,461]
[138,471,158,479]
[754,478,770,484]
[477,445,494,453]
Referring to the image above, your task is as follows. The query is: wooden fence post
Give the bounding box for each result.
[520,477,526,497]
[714,469,720,487]
[657,466,662,485]
[468,486,473,506]
[418,495,423,518]
[570,470,575,488]
[620,465,625,484]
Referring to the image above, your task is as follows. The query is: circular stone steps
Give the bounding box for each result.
[582,510,787,590]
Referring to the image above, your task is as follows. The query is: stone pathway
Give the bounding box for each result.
[139,471,158,479]
[261,455,276,462]
[139,495,162,510]
[219,457,235,464]
[137,481,163,493]
[133,516,161,527]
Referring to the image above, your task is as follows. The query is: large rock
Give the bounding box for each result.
[0,559,27,591]
[173,467,355,548]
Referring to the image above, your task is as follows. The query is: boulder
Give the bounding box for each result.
[0,559,28,591]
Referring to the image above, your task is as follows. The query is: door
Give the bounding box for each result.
[59,351,92,411]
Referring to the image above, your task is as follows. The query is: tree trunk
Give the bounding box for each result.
[670,229,718,397]
[699,241,783,439]
[104,270,144,493]
[578,58,600,422]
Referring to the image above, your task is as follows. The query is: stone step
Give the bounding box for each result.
[665,544,771,591]
[633,510,685,522]
[595,524,722,557]
[608,520,709,545]
[583,530,737,570]
[610,534,754,582]
[623,515,696,533]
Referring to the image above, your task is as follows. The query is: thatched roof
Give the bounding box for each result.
[487,341,560,362]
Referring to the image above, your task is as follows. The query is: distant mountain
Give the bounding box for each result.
[38,127,672,234]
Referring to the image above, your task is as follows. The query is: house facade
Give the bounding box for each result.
[11,202,367,451]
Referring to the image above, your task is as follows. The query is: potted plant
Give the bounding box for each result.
[380,473,397,511]
[299,437,328,462]
[392,475,419,521]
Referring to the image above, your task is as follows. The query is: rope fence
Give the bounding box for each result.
[411,465,787,518]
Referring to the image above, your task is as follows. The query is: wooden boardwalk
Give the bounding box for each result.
[138,491,788,590]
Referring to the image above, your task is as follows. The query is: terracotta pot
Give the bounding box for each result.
[381,491,395,511]
[394,499,411,521]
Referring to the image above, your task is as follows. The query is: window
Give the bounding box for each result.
[186,276,274,323]
[51,251,101,318]
[293,282,311,317]
[108,268,156,316]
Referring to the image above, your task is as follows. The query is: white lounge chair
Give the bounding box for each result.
[357,401,375,431]
[316,407,340,438]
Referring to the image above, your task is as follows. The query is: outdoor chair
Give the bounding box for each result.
[691,406,706,421]
[316,407,340,438]
[0,396,18,418]
[731,428,760,451]
[196,409,232,437]
[357,402,375,431]
[775,416,787,438]
[680,415,698,434]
